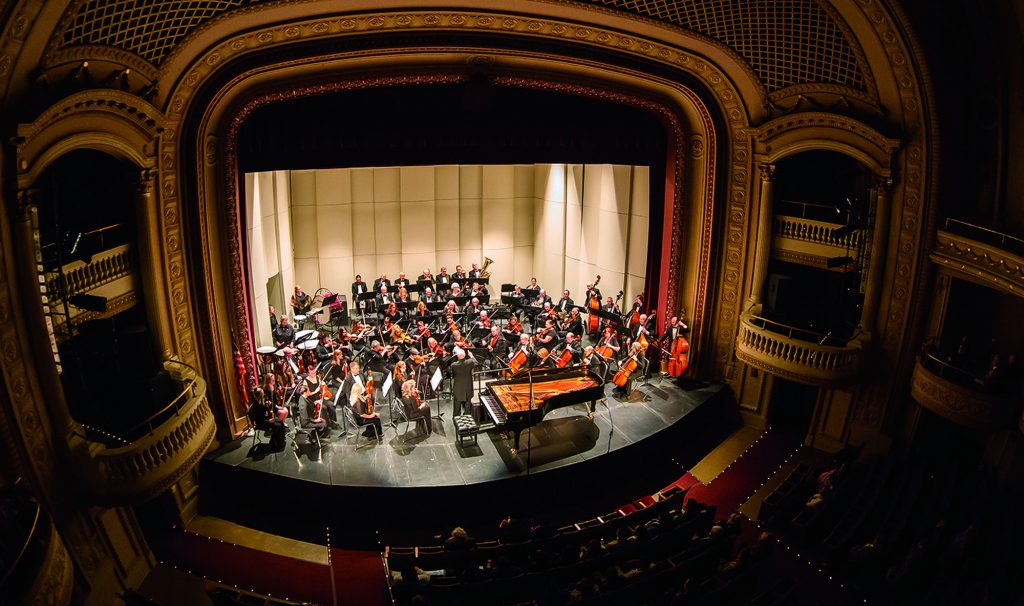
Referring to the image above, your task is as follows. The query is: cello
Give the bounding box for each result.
[586,274,602,334]
[505,348,529,378]
[554,344,574,368]
[612,356,640,387]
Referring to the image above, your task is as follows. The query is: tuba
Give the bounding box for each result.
[480,256,494,278]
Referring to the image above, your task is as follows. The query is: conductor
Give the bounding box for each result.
[450,347,478,419]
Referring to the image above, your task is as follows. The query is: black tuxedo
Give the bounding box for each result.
[421,293,438,303]
[555,297,574,313]
[563,315,584,337]
[373,278,391,293]
[436,274,451,287]
[468,269,481,279]
[450,354,477,417]
[352,281,368,300]
[375,293,393,309]
[395,278,410,289]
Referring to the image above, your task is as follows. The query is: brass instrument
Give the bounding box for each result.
[480,256,494,278]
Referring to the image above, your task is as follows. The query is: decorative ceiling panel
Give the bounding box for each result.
[55,0,868,93]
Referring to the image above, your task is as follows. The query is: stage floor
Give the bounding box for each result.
[206,376,725,489]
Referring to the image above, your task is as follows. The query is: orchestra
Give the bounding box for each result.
[249,260,693,453]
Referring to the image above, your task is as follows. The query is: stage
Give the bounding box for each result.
[199,376,737,547]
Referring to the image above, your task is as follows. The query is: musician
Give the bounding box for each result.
[597,326,622,362]
[503,315,524,339]
[450,347,478,418]
[273,316,295,347]
[557,332,582,366]
[299,387,329,438]
[474,310,492,333]
[464,297,483,318]
[468,282,484,297]
[341,360,368,411]
[301,365,338,427]
[261,372,283,409]
[603,296,621,316]
[395,272,410,289]
[662,315,690,343]
[560,307,584,338]
[627,313,652,346]
[612,342,645,397]
[373,273,391,293]
[249,388,286,451]
[555,290,574,314]
[535,347,554,368]
[485,325,508,361]
[581,346,607,378]
[510,333,536,369]
[396,286,412,305]
[401,379,433,435]
[529,277,540,291]
[350,383,382,440]
[436,267,451,289]
[352,274,368,301]
[291,285,312,318]
[448,283,464,301]
[323,349,347,390]
[421,287,438,303]
[427,336,447,359]
[585,282,602,307]
[269,305,278,332]
[468,262,482,279]
[413,301,431,321]
[392,359,409,387]
[453,264,467,280]
[535,288,553,308]
[419,268,434,283]
[315,335,334,363]
[376,285,393,310]
[367,340,398,375]
[534,319,557,349]
[382,301,400,325]
[535,301,555,327]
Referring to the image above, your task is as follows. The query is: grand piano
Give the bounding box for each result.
[480,366,606,453]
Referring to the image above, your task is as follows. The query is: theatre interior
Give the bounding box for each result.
[1,1,1023,605]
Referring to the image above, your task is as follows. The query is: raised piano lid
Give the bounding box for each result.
[486,366,605,414]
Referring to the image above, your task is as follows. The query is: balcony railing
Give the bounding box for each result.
[735,311,864,385]
[772,214,862,270]
[0,493,73,605]
[75,360,216,505]
[932,221,1024,297]
[911,352,1018,430]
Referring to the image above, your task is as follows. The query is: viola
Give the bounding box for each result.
[587,274,602,334]
[612,356,640,387]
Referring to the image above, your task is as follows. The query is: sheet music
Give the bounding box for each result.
[382,372,394,398]
[430,367,443,391]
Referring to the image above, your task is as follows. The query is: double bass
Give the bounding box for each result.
[667,335,690,378]
[586,274,602,334]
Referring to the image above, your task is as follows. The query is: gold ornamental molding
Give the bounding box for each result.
[748,111,901,174]
[75,362,215,505]
[735,311,864,386]
[931,230,1024,298]
[911,358,1017,431]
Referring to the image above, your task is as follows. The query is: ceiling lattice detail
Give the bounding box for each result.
[55,0,869,93]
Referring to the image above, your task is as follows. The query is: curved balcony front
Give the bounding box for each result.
[75,361,216,505]
[911,354,1018,431]
[735,311,864,386]
[0,494,74,606]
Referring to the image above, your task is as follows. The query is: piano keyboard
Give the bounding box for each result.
[480,394,506,426]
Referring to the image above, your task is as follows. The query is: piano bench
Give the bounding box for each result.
[454,415,480,447]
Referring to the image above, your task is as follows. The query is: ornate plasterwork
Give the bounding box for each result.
[911,358,1015,430]
[931,230,1024,298]
[750,111,901,173]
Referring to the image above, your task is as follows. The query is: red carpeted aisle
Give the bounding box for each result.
[667,430,803,519]
[152,530,392,605]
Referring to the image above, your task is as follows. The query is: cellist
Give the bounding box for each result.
[612,342,645,397]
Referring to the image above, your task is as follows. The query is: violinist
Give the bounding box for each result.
[533,319,557,349]
[413,319,431,344]
[401,379,432,435]
[560,307,584,338]
[535,301,555,327]
[427,336,447,359]
[503,315,524,339]
[367,340,398,375]
[350,383,382,441]
[392,359,409,387]
[485,325,508,368]
[474,310,492,335]
[302,365,338,427]
[394,272,410,289]
[323,349,347,392]
[249,387,286,451]
[315,335,334,363]
[382,301,400,325]
[341,360,368,414]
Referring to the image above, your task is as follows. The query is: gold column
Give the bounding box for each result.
[746,163,776,308]
[136,168,173,359]
[859,177,892,334]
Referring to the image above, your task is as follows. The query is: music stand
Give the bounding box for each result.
[380,372,400,431]
[520,287,540,300]
[430,366,445,422]
[357,291,377,322]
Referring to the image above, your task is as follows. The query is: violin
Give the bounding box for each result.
[612,356,640,387]
[506,317,523,334]
[532,327,553,343]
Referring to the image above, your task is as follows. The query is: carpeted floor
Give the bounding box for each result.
[668,430,804,519]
